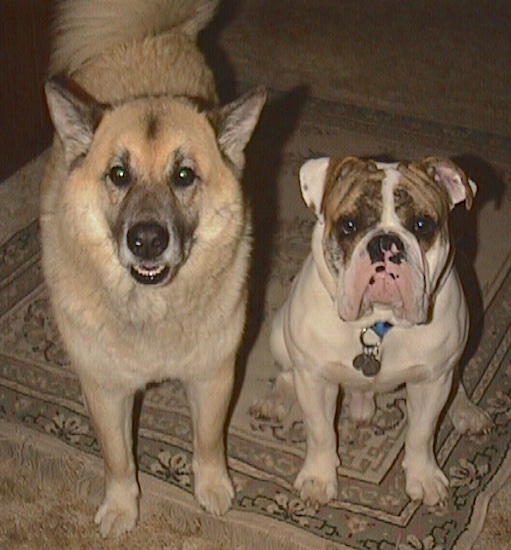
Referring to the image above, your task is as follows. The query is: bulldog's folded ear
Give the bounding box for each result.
[420,157,477,210]
[299,157,331,222]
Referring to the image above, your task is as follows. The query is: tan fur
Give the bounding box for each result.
[41,0,265,538]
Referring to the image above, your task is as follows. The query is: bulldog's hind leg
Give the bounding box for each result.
[448,383,493,435]
[345,389,376,424]
[80,376,139,538]
[250,307,297,422]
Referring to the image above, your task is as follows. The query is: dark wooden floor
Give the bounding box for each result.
[0,1,53,182]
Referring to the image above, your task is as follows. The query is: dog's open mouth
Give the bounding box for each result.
[130,263,170,285]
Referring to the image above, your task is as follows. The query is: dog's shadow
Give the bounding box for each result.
[451,156,506,360]
[446,155,506,406]
[231,86,310,413]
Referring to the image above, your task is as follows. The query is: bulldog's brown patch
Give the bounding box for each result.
[395,162,450,252]
[322,157,385,269]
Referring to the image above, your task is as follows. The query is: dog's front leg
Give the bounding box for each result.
[185,357,235,516]
[80,376,139,538]
[293,366,339,505]
[402,370,452,506]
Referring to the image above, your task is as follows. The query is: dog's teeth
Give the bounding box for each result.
[134,265,165,277]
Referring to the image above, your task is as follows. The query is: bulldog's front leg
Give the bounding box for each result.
[402,370,453,506]
[293,367,340,505]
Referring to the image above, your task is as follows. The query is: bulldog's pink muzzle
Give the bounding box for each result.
[339,233,427,324]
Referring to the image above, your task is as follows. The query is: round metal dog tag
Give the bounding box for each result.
[353,353,381,377]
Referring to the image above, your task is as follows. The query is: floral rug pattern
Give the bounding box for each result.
[1,215,510,549]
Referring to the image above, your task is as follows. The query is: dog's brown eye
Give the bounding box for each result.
[338,218,358,236]
[414,216,437,239]
[108,165,132,188]
[173,166,196,188]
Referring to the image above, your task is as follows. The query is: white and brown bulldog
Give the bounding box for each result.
[252,156,492,507]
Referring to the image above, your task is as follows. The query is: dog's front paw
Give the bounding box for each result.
[402,460,449,506]
[294,468,338,505]
[194,468,234,516]
[95,482,139,538]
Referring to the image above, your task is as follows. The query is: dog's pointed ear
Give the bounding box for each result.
[45,77,105,169]
[209,87,266,173]
[299,157,330,222]
[420,156,477,210]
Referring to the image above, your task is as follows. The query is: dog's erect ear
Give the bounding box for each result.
[420,156,477,210]
[45,77,105,169]
[299,157,330,222]
[209,87,266,173]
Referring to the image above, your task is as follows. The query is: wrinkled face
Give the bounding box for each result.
[45,80,266,288]
[300,156,475,326]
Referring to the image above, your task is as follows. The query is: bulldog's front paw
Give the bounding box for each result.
[402,460,449,506]
[194,468,234,516]
[95,482,139,538]
[294,468,338,505]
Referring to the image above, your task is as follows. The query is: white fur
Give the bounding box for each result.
[299,157,330,221]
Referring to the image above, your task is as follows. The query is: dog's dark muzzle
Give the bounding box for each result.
[126,221,172,285]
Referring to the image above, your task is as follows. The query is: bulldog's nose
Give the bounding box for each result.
[127,221,169,260]
[367,233,405,264]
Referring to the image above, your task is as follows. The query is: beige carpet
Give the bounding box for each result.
[2,1,511,548]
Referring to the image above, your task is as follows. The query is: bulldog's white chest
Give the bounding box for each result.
[282,255,468,393]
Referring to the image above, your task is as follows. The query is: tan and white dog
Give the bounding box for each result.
[41,0,265,538]
[252,156,492,507]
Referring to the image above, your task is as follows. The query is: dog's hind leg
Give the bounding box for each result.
[448,383,493,434]
[80,376,139,538]
[345,390,376,424]
[250,370,296,422]
[250,306,297,422]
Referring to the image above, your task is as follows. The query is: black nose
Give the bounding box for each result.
[127,221,169,260]
[367,233,405,264]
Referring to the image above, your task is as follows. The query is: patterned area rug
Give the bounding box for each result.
[1,148,511,549]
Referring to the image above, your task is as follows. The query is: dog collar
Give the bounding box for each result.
[370,321,393,338]
[353,322,393,377]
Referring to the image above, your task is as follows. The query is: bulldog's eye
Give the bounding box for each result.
[338,218,358,236]
[108,165,132,188]
[173,165,197,188]
[414,216,437,239]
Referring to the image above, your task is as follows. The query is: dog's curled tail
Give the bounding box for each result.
[49,0,219,76]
